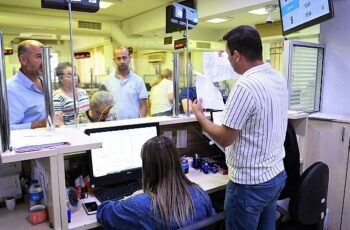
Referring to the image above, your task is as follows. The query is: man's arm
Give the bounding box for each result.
[182,99,193,113]
[139,99,147,117]
[192,98,239,147]
[30,119,46,129]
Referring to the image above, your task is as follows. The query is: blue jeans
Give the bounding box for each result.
[224,171,286,230]
[151,110,172,117]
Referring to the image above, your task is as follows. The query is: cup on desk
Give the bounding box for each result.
[28,205,47,225]
[5,196,16,211]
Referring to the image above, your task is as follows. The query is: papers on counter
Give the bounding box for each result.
[11,129,70,153]
[196,73,225,110]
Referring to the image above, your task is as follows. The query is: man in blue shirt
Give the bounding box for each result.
[101,47,148,120]
[7,40,62,130]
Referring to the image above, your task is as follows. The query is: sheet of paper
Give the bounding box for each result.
[11,129,70,153]
[196,74,225,110]
[203,52,241,82]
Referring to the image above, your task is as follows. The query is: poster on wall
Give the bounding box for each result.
[203,51,241,82]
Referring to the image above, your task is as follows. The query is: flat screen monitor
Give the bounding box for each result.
[209,111,225,153]
[85,122,160,187]
[278,0,334,35]
[211,111,223,126]
[166,0,198,34]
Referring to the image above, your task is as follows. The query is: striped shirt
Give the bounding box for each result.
[53,88,90,125]
[222,63,288,185]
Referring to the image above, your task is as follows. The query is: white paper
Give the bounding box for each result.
[11,129,70,153]
[203,52,241,82]
[196,74,225,110]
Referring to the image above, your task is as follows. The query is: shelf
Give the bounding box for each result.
[1,127,102,163]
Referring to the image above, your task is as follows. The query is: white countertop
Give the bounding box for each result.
[1,128,102,163]
[309,112,350,123]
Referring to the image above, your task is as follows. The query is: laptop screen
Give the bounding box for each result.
[211,111,224,126]
[85,122,160,187]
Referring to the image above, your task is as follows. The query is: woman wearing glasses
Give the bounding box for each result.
[53,62,90,125]
[78,90,117,123]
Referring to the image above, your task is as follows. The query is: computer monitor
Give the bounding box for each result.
[85,122,160,187]
[211,111,224,126]
[278,0,334,36]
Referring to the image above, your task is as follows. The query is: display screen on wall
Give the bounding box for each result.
[278,0,334,35]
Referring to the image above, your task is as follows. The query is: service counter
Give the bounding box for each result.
[0,112,309,229]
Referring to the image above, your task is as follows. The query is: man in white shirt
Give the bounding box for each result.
[192,25,288,230]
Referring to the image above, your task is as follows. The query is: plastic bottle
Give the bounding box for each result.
[28,179,44,207]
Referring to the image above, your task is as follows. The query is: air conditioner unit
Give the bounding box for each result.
[148,53,165,63]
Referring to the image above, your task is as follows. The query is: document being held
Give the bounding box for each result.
[195,73,225,110]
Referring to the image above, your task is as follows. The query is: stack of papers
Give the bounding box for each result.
[11,129,70,153]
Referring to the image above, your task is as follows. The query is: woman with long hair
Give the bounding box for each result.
[149,69,173,116]
[97,136,216,229]
[53,62,90,125]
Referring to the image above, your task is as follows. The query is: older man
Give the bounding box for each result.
[101,47,148,120]
[192,25,288,229]
[7,40,62,130]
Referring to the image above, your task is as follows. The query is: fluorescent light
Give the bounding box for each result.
[206,18,228,23]
[248,8,268,15]
[100,1,114,9]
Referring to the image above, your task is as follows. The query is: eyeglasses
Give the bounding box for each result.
[61,74,78,78]
[114,56,129,61]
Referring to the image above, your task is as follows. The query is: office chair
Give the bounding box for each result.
[280,121,301,200]
[178,212,226,230]
[277,162,329,230]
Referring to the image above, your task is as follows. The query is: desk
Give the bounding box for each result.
[68,168,229,230]
[0,128,102,230]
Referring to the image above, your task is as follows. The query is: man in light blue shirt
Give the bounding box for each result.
[101,47,148,119]
[7,40,62,130]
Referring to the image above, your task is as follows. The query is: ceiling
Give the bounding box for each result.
[0,0,280,43]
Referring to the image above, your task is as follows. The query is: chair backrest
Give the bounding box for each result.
[289,161,329,226]
[280,121,301,200]
[178,212,226,230]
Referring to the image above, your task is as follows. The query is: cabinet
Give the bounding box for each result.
[305,117,350,230]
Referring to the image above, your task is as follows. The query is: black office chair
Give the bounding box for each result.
[277,162,329,230]
[178,212,226,230]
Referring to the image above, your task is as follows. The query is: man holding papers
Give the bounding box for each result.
[192,25,288,230]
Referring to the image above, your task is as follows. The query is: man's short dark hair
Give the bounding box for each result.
[223,25,263,61]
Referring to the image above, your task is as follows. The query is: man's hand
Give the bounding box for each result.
[31,119,46,129]
[192,98,204,116]
[54,112,64,127]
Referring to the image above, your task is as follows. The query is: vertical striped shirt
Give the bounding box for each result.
[222,63,288,185]
[53,88,90,125]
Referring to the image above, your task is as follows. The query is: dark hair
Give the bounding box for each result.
[141,136,197,228]
[223,25,263,61]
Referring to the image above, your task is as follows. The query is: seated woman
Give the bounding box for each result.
[150,69,173,116]
[78,90,116,123]
[53,62,90,125]
[97,136,216,229]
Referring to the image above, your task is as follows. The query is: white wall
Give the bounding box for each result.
[320,0,350,115]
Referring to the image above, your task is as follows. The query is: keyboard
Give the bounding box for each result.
[94,180,142,202]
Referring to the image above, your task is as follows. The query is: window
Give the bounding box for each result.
[283,40,324,112]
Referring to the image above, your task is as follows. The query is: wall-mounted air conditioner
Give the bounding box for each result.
[148,53,165,63]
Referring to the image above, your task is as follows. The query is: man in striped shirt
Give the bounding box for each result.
[192,25,288,229]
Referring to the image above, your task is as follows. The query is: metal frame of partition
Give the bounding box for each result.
[0,32,11,152]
